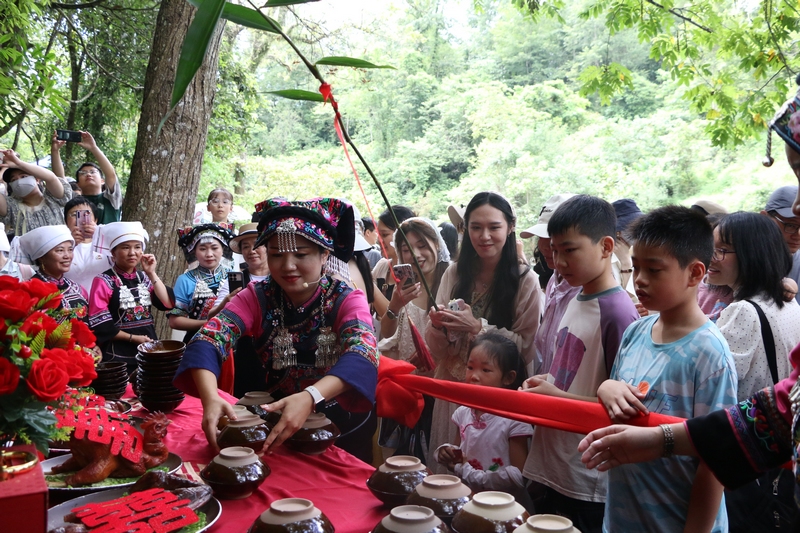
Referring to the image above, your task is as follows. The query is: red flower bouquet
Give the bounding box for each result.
[0,275,98,452]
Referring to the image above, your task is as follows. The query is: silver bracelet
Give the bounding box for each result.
[660,424,675,458]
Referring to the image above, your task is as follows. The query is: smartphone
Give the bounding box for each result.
[74,209,92,238]
[56,129,82,143]
[228,271,244,292]
[448,298,466,312]
[393,263,415,287]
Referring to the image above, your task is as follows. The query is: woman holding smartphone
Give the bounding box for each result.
[425,191,543,473]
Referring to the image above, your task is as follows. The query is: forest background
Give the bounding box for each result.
[5,0,800,234]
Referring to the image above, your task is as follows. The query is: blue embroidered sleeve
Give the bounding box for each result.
[172,309,246,396]
[339,318,379,368]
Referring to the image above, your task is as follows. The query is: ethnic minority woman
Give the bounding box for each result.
[169,223,235,344]
[88,221,174,374]
[174,198,379,462]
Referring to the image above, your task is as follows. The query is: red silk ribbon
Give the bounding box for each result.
[376,357,683,434]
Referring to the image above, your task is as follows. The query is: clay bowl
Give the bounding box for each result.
[236,391,275,419]
[512,515,579,533]
[372,505,453,533]
[368,456,431,508]
[94,361,127,374]
[135,357,181,373]
[139,396,184,414]
[138,339,186,358]
[200,446,271,500]
[248,498,334,533]
[450,492,529,533]
[218,405,251,430]
[139,390,185,402]
[406,475,472,526]
[285,413,340,456]
[218,414,270,452]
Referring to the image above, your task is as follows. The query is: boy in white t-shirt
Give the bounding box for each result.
[520,195,639,533]
[596,206,736,532]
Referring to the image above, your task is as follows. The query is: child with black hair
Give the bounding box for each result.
[594,206,736,532]
[436,332,532,503]
[520,194,638,533]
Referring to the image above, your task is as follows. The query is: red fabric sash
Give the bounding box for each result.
[376,357,682,434]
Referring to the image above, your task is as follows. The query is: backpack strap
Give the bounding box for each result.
[745,299,779,385]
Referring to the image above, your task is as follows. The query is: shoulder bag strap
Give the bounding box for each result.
[745,299,779,385]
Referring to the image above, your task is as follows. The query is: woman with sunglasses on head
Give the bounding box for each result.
[174,198,378,462]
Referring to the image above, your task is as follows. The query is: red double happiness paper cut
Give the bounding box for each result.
[57,408,143,463]
[72,488,198,533]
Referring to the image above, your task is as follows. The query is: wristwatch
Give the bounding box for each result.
[304,385,325,413]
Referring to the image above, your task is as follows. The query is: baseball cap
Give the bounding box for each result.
[765,185,798,218]
[521,193,576,239]
[612,199,643,233]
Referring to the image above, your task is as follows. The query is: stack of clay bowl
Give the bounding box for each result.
[90,361,128,400]
[367,456,431,508]
[135,340,185,413]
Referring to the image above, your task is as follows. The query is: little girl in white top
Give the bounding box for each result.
[436,332,532,505]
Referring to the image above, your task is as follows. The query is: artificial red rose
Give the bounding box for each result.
[0,275,20,291]
[0,357,20,395]
[40,348,84,383]
[70,319,96,349]
[20,311,59,339]
[22,278,59,302]
[0,290,37,323]
[71,349,97,387]
[26,358,69,402]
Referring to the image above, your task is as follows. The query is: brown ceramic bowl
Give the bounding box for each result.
[372,505,453,533]
[450,492,528,533]
[512,515,579,533]
[248,498,334,533]
[284,413,340,456]
[200,446,271,500]
[406,475,472,526]
[367,456,431,508]
[138,339,186,357]
[218,405,251,430]
[139,396,185,413]
[217,415,270,452]
[236,391,275,420]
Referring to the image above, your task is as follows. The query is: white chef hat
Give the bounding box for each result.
[17,225,74,264]
[93,221,148,255]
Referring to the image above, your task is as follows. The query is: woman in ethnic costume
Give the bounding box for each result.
[88,221,174,374]
[174,198,379,462]
[18,225,88,323]
[169,223,234,343]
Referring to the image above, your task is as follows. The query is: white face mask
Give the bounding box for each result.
[10,176,38,199]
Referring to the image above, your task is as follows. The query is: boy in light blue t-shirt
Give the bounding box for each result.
[597,206,737,533]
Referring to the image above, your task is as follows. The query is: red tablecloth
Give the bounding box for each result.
[153,390,386,532]
[133,389,386,533]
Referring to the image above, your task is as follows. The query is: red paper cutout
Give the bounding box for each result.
[56,408,144,463]
[73,488,198,533]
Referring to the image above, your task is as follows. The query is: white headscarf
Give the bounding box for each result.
[17,225,74,264]
[93,221,148,255]
[0,223,9,253]
[395,217,451,264]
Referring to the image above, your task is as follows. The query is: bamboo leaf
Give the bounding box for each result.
[315,56,395,69]
[170,0,226,110]
[267,90,325,102]
[185,0,281,33]
[220,3,280,33]
[263,0,320,6]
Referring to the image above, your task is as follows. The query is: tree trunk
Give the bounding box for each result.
[123,0,224,339]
